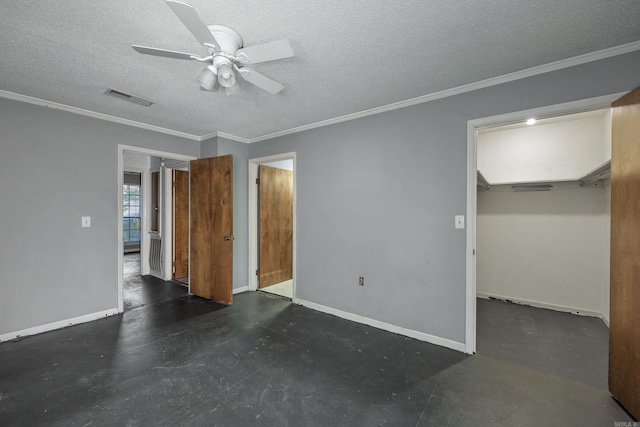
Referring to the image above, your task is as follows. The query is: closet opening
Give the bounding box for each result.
[469,104,613,388]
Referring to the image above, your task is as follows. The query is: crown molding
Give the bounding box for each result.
[215,132,251,143]
[246,40,640,143]
[2,40,639,144]
[199,131,218,141]
[0,89,202,141]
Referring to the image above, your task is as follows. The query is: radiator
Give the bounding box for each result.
[149,233,163,273]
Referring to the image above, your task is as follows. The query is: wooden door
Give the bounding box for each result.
[189,155,233,304]
[172,169,189,279]
[609,86,640,419]
[258,165,293,288]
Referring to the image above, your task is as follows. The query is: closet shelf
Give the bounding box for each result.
[478,160,611,190]
[579,160,611,186]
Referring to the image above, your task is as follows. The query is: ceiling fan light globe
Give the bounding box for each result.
[197,65,217,91]
[219,75,236,88]
[217,63,236,88]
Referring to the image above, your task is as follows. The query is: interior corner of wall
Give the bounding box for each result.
[200,135,218,158]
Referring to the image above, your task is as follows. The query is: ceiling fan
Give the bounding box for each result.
[132,0,294,94]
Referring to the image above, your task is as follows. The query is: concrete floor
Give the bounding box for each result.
[123,253,187,311]
[0,261,632,426]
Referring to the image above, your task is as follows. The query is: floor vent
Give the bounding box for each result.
[104,88,153,107]
[511,184,554,192]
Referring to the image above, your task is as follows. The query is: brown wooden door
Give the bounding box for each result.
[189,155,233,304]
[609,86,640,419]
[258,165,293,288]
[172,169,189,279]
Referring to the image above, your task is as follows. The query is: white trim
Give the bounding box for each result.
[601,313,610,328]
[294,298,466,353]
[0,90,201,141]
[465,123,477,355]
[118,145,198,313]
[141,168,152,276]
[247,41,640,143]
[117,148,125,313]
[200,131,219,142]
[477,292,602,318]
[0,309,119,343]
[248,153,297,297]
[465,92,623,355]
[3,41,638,144]
[162,166,173,281]
[233,286,249,294]
[122,165,150,277]
[216,132,250,144]
[467,93,625,131]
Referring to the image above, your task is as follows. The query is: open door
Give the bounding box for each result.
[609,86,640,419]
[258,165,293,288]
[189,155,233,304]
[172,169,189,280]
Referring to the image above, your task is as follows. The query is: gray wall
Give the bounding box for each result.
[200,136,218,158]
[477,185,609,314]
[247,50,640,344]
[0,98,200,336]
[217,137,249,291]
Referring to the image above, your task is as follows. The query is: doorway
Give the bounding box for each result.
[464,93,625,355]
[117,145,197,313]
[475,109,611,318]
[248,153,297,299]
[258,161,294,298]
[474,108,612,388]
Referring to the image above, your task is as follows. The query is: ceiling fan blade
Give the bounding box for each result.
[132,45,198,60]
[165,0,219,50]
[236,39,294,65]
[238,68,285,94]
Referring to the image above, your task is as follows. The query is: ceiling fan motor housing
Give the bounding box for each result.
[207,25,243,55]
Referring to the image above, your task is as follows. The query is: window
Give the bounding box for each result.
[123,184,141,243]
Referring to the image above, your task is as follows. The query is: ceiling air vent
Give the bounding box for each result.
[511,184,553,192]
[104,88,153,107]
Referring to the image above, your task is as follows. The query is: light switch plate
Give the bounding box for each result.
[82,216,91,228]
[455,215,465,229]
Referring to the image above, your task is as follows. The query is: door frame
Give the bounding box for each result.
[123,166,148,273]
[171,168,190,280]
[463,92,625,355]
[117,144,197,313]
[248,152,297,295]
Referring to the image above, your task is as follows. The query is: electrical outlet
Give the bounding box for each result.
[82,216,91,228]
[359,276,364,286]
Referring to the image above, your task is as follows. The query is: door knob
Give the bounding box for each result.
[224,235,234,241]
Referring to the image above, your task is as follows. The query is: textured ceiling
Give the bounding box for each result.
[1,1,639,141]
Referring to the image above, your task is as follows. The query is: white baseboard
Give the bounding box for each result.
[601,313,610,327]
[0,309,119,343]
[233,286,249,295]
[293,298,466,353]
[477,292,602,318]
